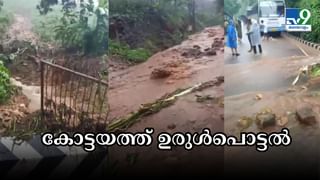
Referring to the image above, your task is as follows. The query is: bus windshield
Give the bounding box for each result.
[259,1,285,17]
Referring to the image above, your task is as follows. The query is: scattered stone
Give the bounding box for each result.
[255,94,263,100]
[205,49,217,56]
[196,95,214,103]
[150,68,172,79]
[217,76,224,82]
[212,40,223,48]
[260,107,272,114]
[193,45,201,49]
[220,114,224,121]
[237,116,253,129]
[296,105,317,125]
[301,86,308,90]
[256,112,276,129]
[165,80,175,84]
[189,120,196,124]
[165,61,180,68]
[287,88,296,93]
[167,123,176,130]
[218,98,224,107]
[277,116,289,126]
[181,48,202,58]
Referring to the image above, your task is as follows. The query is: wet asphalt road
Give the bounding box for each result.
[225,34,309,96]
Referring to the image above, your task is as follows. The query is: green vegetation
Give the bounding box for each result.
[32,6,61,43]
[224,0,257,16]
[54,1,108,55]
[310,64,320,78]
[224,0,241,16]
[2,0,60,43]
[110,0,223,62]
[109,40,151,63]
[0,1,13,39]
[0,11,12,38]
[35,0,108,56]
[287,0,320,43]
[0,60,12,104]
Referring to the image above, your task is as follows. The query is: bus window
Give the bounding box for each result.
[259,1,285,17]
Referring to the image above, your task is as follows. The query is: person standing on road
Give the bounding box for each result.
[261,20,269,40]
[234,17,242,43]
[226,19,240,56]
[249,20,262,55]
[246,19,253,52]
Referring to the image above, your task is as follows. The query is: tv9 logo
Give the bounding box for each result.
[286,8,311,32]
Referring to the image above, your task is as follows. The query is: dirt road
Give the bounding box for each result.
[109,26,224,119]
[107,27,224,175]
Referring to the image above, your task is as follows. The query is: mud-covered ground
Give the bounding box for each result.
[225,56,320,134]
[108,27,224,119]
[224,55,320,176]
[107,27,224,175]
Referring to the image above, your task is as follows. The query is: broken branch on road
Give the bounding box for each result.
[292,63,320,85]
[107,76,224,132]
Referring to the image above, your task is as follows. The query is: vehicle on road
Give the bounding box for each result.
[247,0,286,36]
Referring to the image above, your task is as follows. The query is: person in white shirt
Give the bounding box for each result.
[248,20,263,54]
[261,20,270,40]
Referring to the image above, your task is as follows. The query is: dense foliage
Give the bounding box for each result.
[224,0,257,16]
[109,40,151,63]
[224,0,241,16]
[287,0,320,43]
[0,60,12,104]
[0,0,12,39]
[37,0,108,55]
[110,0,222,62]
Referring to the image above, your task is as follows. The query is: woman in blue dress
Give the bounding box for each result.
[226,20,240,56]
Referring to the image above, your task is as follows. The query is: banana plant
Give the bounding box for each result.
[38,0,108,55]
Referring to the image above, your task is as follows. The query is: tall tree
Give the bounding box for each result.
[224,0,241,16]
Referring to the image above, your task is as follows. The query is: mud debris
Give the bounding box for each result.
[255,112,276,129]
[277,116,289,127]
[196,94,214,103]
[255,94,263,100]
[167,123,177,130]
[150,68,172,79]
[237,116,253,130]
[204,48,217,56]
[181,41,220,59]
[296,104,317,125]
[181,48,203,58]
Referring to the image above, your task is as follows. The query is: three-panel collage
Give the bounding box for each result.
[0,0,319,178]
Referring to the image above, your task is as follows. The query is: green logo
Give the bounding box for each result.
[297,9,311,25]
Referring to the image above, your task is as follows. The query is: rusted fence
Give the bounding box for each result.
[40,60,109,132]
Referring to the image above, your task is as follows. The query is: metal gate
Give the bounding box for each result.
[40,60,109,132]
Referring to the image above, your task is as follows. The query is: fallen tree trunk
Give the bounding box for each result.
[107,76,224,132]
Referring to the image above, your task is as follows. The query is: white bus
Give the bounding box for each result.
[258,0,286,35]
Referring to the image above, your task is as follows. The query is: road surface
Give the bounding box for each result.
[225,33,320,96]
[224,29,320,176]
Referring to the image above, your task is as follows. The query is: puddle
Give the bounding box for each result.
[10,78,40,112]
